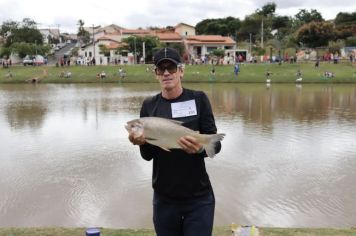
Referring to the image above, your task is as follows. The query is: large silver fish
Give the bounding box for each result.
[125,117,225,158]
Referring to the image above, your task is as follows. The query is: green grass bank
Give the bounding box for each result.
[0,227,355,236]
[1,62,356,84]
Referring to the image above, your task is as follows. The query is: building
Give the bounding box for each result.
[39,28,60,44]
[78,22,237,65]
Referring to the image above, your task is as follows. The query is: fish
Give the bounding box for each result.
[125,117,225,158]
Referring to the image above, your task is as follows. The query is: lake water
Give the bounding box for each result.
[0,83,356,228]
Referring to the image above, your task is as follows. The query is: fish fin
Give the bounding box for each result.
[159,146,171,152]
[167,119,184,125]
[204,133,225,158]
[145,137,158,141]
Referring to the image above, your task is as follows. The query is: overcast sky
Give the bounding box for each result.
[0,0,355,33]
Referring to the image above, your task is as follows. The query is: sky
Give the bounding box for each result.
[0,0,355,33]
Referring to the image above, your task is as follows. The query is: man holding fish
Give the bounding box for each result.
[127,47,224,236]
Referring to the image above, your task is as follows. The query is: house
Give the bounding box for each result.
[78,22,237,65]
[79,36,126,65]
[39,28,60,44]
[185,35,236,62]
[174,23,196,37]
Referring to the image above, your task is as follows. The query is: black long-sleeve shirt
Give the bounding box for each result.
[139,88,221,200]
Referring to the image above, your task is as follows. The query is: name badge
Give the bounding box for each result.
[171,100,197,118]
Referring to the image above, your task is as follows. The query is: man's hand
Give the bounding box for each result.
[177,135,203,154]
[128,132,146,145]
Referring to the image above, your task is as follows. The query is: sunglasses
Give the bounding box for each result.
[155,63,178,75]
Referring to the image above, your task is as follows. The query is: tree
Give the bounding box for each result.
[257,2,276,17]
[295,9,324,24]
[121,35,161,63]
[295,21,334,48]
[211,48,225,57]
[195,17,241,36]
[237,15,261,41]
[1,18,42,47]
[334,12,356,40]
[334,12,356,25]
[77,19,90,44]
[98,44,110,57]
[345,36,356,46]
[0,18,45,58]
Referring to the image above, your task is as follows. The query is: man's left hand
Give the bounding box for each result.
[177,136,203,154]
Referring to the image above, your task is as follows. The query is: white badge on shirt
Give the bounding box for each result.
[171,99,197,118]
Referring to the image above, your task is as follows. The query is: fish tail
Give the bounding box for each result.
[204,133,225,158]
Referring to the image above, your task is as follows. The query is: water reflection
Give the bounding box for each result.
[6,102,47,130]
[0,83,356,228]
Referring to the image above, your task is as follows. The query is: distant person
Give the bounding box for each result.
[265,70,272,83]
[59,70,65,78]
[42,69,48,78]
[210,66,216,80]
[100,71,106,79]
[234,63,240,79]
[26,77,41,83]
[64,71,72,78]
[324,71,335,78]
[118,67,126,79]
[296,69,302,78]
[5,70,12,78]
[315,58,320,68]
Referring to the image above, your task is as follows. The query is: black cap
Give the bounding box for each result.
[153,47,181,66]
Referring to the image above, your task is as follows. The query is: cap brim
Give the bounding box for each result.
[156,58,179,65]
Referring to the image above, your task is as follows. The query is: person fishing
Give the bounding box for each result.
[127,47,223,236]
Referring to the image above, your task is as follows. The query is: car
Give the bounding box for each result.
[23,55,45,66]
[23,56,34,66]
[33,55,45,66]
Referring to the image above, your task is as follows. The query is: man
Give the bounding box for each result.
[234,63,240,78]
[128,47,222,236]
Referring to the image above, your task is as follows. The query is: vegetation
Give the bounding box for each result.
[194,3,356,52]
[1,3,355,62]
[121,35,163,64]
[0,18,49,58]
[0,63,355,84]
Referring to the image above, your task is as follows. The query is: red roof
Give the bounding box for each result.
[155,32,182,41]
[186,35,235,45]
[121,29,152,35]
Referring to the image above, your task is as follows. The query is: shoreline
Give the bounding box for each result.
[1,63,355,84]
[1,226,355,235]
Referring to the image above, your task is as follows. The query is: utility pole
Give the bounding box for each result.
[134,36,137,64]
[92,24,95,63]
[261,18,264,49]
[249,33,252,60]
[57,24,60,43]
[142,41,146,64]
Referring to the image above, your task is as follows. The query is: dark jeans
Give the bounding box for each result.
[153,191,215,236]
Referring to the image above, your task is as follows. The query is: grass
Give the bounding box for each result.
[0,227,356,236]
[0,62,356,84]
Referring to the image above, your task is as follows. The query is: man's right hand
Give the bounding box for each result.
[128,132,146,145]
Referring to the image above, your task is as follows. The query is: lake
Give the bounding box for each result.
[0,83,355,228]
